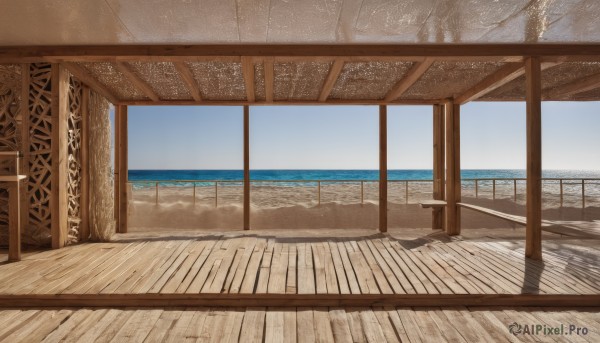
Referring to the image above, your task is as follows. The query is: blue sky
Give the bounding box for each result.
[124,102,600,170]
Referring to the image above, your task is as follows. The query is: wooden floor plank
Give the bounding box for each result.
[297,307,317,343]
[329,308,353,342]
[239,307,266,343]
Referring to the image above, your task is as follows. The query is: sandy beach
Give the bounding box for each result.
[129,181,600,232]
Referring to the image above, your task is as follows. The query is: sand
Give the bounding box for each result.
[128,181,600,232]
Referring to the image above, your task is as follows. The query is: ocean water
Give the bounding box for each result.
[129,169,600,182]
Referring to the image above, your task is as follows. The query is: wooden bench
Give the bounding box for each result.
[457,202,600,238]
[420,200,447,230]
[0,151,26,262]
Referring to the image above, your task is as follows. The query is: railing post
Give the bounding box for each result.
[215,181,218,207]
[582,179,586,208]
[560,179,563,207]
[514,179,517,202]
[317,181,321,206]
[475,180,479,198]
[492,179,496,200]
[155,182,158,205]
[360,181,364,205]
[405,181,409,204]
[193,183,196,205]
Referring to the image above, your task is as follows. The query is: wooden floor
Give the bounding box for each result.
[0,306,598,342]
[1,230,599,307]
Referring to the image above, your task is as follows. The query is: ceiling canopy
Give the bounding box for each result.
[1,0,599,45]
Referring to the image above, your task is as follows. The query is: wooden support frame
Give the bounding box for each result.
[379,105,387,233]
[242,57,255,102]
[384,58,434,102]
[525,57,543,260]
[264,59,274,102]
[432,104,445,231]
[243,106,250,230]
[455,63,524,104]
[50,64,69,249]
[546,72,600,99]
[3,44,600,63]
[63,62,119,104]
[318,59,345,102]
[173,62,202,101]
[445,101,461,236]
[117,105,128,234]
[115,61,160,102]
[79,87,90,241]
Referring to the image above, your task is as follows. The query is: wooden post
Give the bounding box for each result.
[8,152,22,261]
[445,101,461,236]
[525,56,542,260]
[117,105,128,233]
[80,87,90,241]
[114,106,121,228]
[432,104,446,230]
[493,180,496,200]
[514,179,518,202]
[20,63,30,240]
[50,64,69,249]
[243,105,250,230]
[379,105,388,232]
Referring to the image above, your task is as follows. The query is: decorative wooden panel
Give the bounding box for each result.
[26,63,53,245]
[67,75,82,243]
[0,65,21,245]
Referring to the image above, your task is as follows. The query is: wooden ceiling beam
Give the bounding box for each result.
[546,72,600,99]
[319,59,345,102]
[264,59,274,102]
[242,57,255,102]
[455,63,525,104]
[115,61,160,102]
[384,58,434,102]
[116,98,446,106]
[172,62,202,102]
[3,44,600,62]
[63,62,119,104]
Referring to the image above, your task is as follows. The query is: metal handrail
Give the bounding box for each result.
[128,177,600,208]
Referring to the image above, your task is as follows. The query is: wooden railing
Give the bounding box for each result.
[128,177,599,208]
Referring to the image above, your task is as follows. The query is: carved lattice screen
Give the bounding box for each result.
[26,63,54,245]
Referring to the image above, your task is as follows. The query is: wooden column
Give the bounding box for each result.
[114,106,121,230]
[8,153,22,261]
[243,106,250,230]
[379,105,388,232]
[432,104,446,230]
[79,87,90,241]
[117,105,128,233]
[445,101,461,236]
[525,57,543,260]
[20,63,30,242]
[50,64,69,249]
